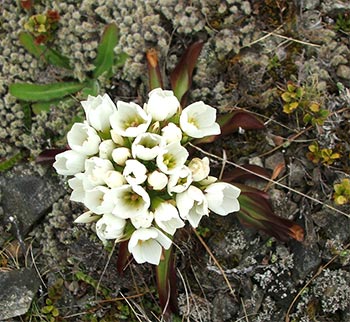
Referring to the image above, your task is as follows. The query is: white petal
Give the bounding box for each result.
[53,150,86,175]
[81,94,117,132]
[205,182,241,216]
[180,101,221,138]
[74,211,100,223]
[110,101,151,137]
[145,88,180,121]
[67,122,101,155]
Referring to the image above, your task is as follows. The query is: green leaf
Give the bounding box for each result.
[45,48,71,69]
[19,32,71,69]
[146,48,163,90]
[19,32,42,57]
[41,305,53,314]
[32,100,58,114]
[80,79,100,98]
[0,152,23,172]
[9,82,86,101]
[156,243,178,316]
[93,23,120,78]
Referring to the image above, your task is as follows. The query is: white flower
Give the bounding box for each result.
[156,142,189,174]
[68,173,87,203]
[84,157,114,186]
[81,94,117,132]
[123,159,148,186]
[176,185,209,228]
[53,150,86,176]
[180,101,221,138]
[96,213,126,244]
[132,132,164,160]
[131,211,154,229]
[110,184,151,219]
[154,203,185,235]
[128,227,172,265]
[205,182,241,216]
[147,171,168,190]
[167,166,192,195]
[110,101,151,137]
[144,88,180,121]
[67,122,101,156]
[112,147,131,166]
[99,139,116,159]
[161,122,182,144]
[188,157,210,182]
[84,185,110,214]
[74,211,100,223]
[104,170,126,188]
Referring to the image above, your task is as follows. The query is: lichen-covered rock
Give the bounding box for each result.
[0,268,40,319]
[0,164,65,237]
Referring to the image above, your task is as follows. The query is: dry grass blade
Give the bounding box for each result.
[192,228,235,296]
[189,143,350,219]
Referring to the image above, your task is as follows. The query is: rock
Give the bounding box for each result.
[312,208,350,243]
[0,268,41,319]
[212,293,239,322]
[264,152,285,173]
[302,0,320,10]
[292,242,321,280]
[336,65,350,80]
[0,164,66,238]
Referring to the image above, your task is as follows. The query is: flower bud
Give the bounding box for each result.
[104,170,126,188]
[110,129,124,145]
[148,171,168,190]
[112,147,131,166]
[188,157,210,181]
[161,122,182,144]
[99,139,116,159]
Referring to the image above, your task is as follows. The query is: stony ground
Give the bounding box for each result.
[0,0,350,321]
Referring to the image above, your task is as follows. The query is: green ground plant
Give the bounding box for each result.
[333,178,350,205]
[9,22,127,114]
[307,142,341,166]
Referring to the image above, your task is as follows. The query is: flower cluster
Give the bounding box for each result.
[54,88,241,265]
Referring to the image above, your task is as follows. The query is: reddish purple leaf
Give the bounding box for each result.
[223,164,271,183]
[237,185,304,242]
[35,148,68,164]
[170,41,204,106]
[196,110,265,144]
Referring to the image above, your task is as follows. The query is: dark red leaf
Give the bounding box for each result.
[170,41,204,106]
[20,0,33,10]
[223,164,271,183]
[117,240,130,275]
[237,187,304,242]
[220,110,265,136]
[195,110,265,144]
[35,148,68,164]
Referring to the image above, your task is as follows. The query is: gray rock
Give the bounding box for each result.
[265,152,285,172]
[292,242,321,280]
[337,65,350,80]
[212,293,239,322]
[0,164,66,239]
[321,0,350,13]
[0,268,41,319]
[302,0,320,10]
